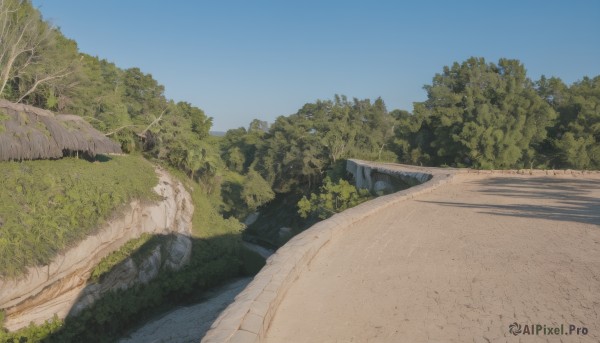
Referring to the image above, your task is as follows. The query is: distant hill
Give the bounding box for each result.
[209,131,226,137]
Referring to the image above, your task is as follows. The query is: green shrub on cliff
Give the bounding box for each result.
[0,156,158,278]
[298,177,371,220]
[88,233,159,283]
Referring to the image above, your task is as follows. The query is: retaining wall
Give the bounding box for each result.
[202,160,600,343]
[201,160,459,343]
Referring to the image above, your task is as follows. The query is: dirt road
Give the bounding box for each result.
[264,174,600,342]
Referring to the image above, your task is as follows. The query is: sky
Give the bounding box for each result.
[32,0,600,131]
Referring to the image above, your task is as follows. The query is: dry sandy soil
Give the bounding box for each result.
[264,173,600,343]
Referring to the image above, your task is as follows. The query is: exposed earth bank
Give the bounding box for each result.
[1,168,193,331]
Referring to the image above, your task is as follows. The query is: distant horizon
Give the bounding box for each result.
[32,1,600,131]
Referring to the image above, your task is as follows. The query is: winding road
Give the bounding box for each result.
[264,172,600,342]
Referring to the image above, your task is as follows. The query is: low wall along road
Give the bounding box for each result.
[203,160,600,343]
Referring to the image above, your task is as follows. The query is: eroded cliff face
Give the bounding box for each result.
[0,168,193,331]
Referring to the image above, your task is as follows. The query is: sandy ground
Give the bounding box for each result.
[264,174,600,343]
[119,277,251,343]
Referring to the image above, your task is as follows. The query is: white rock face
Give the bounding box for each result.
[244,212,260,226]
[373,180,393,194]
[0,168,194,331]
[278,227,293,239]
[164,234,193,270]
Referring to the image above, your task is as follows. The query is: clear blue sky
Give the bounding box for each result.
[32,0,600,131]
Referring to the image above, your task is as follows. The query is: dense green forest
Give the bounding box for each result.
[1,0,599,341]
[393,59,600,169]
[1,1,598,177]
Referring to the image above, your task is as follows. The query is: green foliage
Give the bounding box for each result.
[2,9,598,339]
[0,156,158,278]
[37,174,266,341]
[2,235,253,343]
[219,169,274,220]
[243,192,306,248]
[151,162,245,239]
[175,101,212,139]
[539,76,600,169]
[252,95,398,194]
[241,170,275,213]
[191,184,245,239]
[1,169,266,342]
[89,234,156,283]
[121,67,166,118]
[220,122,266,174]
[1,0,220,178]
[0,315,63,343]
[400,57,557,169]
[555,132,594,169]
[0,0,81,106]
[298,177,372,220]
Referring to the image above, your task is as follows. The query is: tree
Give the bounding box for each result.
[248,119,269,133]
[541,76,600,168]
[175,101,212,139]
[241,170,274,212]
[297,177,370,219]
[122,67,165,118]
[410,57,557,168]
[251,96,399,194]
[221,120,267,174]
[0,0,79,104]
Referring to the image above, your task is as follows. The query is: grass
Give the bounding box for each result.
[0,155,159,278]
[157,161,245,239]
[89,233,158,283]
[0,158,266,342]
[0,179,265,342]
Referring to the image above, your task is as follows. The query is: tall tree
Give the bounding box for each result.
[252,96,398,194]
[411,57,556,168]
[540,76,600,168]
[0,0,79,105]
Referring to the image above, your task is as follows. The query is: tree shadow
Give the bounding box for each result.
[419,176,600,225]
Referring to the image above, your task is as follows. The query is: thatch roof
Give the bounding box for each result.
[0,99,122,161]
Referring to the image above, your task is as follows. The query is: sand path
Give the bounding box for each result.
[265,173,600,342]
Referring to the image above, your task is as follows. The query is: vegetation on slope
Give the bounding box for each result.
[1,1,599,342]
[298,177,372,220]
[89,233,156,283]
[0,169,265,343]
[0,156,158,278]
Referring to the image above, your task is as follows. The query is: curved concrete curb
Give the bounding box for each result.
[201,160,460,343]
[202,160,600,343]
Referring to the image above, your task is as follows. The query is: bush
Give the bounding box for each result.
[0,156,158,278]
[89,233,156,283]
[0,160,267,342]
[298,177,372,220]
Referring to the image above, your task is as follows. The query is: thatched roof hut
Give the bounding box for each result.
[0,99,122,161]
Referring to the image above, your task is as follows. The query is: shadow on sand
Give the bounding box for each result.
[419,176,600,226]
